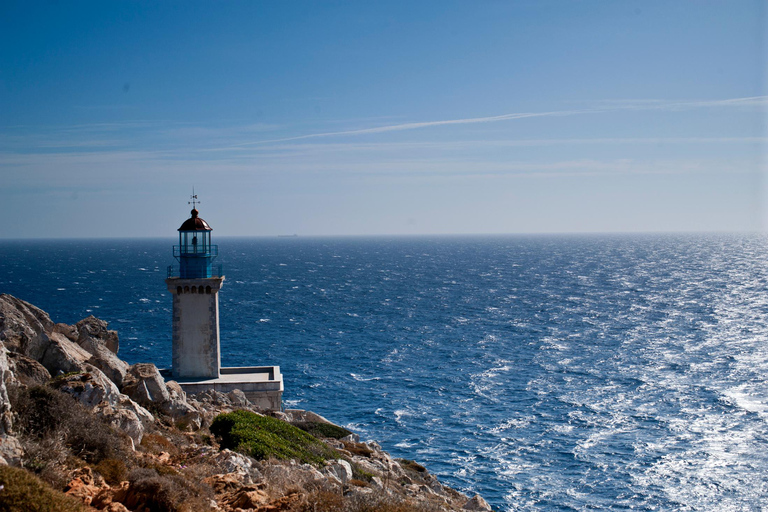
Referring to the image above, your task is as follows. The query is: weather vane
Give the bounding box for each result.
[188,187,200,209]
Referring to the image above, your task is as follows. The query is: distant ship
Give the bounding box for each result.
[277,234,298,238]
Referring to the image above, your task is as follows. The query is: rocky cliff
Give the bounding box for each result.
[0,294,492,512]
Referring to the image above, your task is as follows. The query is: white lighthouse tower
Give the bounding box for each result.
[165,204,224,379]
[165,196,283,410]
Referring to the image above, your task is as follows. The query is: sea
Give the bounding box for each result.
[1,233,767,511]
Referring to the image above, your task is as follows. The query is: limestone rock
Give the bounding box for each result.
[428,478,447,496]
[0,294,54,360]
[193,388,232,406]
[95,404,144,445]
[214,449,255,475]
[52,322,78,342]
[464,494,492,511]
[0,343,14,435]
[204,473,270,511]
[6,351,50,387]
[165,380,186,402]
[160,398,202,431]
[269,410,292,422]
[370,450,406,479]
[341,432,361,443]
[121,363,171,404]
[0,344,22,466]
[86,350,129,389]
[76,315,119,354]
[284,408,335,425]
[351,456,385,479]
[51,367,153,444]
[116,394,155,427]
[0,435,23,466]
[325,459,353,485]
[227,388,251,407]
[300,463,327,483]
[75,317,127,386]
[39,331,90,376]
[53,365,122,408]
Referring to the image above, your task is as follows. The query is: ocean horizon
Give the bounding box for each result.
[2,232,767,510]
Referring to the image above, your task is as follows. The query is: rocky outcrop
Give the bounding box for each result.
[121,363,202,430]
[74,317,128,386]
[0,344,14,435]
[324,458,353,485]
[464,494,493,511]
[50,365,152,445]
[75,316,119,355]
[0,294,54,360]
[122,363,170,404]
[0,343,22,466]
[6,352,51,387]
[0,295,165,449]
[39,330,91,375]
[0,294,495,510]
[0,295,213,444]
[52,365,122,408]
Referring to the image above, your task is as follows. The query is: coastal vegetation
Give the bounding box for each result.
[210,410,336,465]
[0,465,88,512]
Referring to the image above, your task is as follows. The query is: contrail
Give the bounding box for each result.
[236,96,767,146]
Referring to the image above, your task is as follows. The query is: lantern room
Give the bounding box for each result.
[173,208,219,279]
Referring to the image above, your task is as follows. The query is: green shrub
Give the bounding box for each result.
[351,463,374,483]
[294,420,352,440]
[0,465,88,512]
[210,410,336,465]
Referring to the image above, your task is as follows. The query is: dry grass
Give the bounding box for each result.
[343,440,375,458]
[140,432,179,456]
[0,465,88,512]
[94,457,128,485]
[8,384,133,489]
[123,467,215,512]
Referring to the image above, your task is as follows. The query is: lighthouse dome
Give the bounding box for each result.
[178,209,212,231]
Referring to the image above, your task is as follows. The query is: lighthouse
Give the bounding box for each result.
[165,197,283,410]
[165,206,224,379]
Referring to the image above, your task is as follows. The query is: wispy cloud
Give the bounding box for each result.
[235,109,596,146]
[237,95,768,146]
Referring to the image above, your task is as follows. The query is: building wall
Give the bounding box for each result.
[166,277,224,379]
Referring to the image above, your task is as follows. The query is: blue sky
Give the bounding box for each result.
[0,1,765,238]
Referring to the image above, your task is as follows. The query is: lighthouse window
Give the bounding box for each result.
[206,286,212,294]
[177,286,182,295]
[184,286,190,293]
